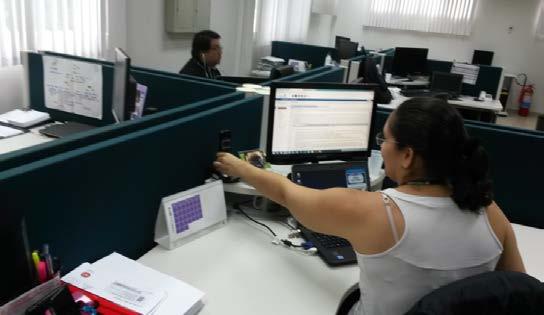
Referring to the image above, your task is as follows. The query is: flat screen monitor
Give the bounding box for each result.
[392,47,429,76]
[472,50,494,66]
[334,35,350,49]
[267,82,377,164]
[431,71,463,97]
[337,41,358,60]
[112,48,131,122]
[0,211,36,305]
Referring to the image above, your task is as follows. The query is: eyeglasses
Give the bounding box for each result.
[375,131,399,146]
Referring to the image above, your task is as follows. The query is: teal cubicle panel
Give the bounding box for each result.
[297,67,344,83]
[461,65,503,98]
[426,59,453,74]
[261,66,334,86]
[27,52,236,125]
[0,95,263,271]
[271,41,336,69]
[131,65,238,88]
[0,92,245,172]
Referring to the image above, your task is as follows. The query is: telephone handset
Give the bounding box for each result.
[212,130,240,183]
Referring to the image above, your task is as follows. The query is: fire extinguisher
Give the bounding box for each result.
[518,84,534,116]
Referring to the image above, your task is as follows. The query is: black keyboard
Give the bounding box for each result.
[400,89,432,97]
[312,232,351,249]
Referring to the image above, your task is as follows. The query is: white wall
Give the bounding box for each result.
[309,0,544,113]
[126,0,254,75]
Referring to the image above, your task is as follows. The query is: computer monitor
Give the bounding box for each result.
[0,211,36,305]
[431,72,463,97]
[334,35,350,49]
[267,82,377,164]
[112,48,133,122]
[337,41,358,60]
[357,57,392,104]
[472,50,494,66]
[269,65,295,80]
[392,47,429,77]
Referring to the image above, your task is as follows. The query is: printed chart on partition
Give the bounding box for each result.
[170,195,204,234]
[43,56,103,119]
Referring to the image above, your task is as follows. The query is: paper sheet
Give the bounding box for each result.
[43,56,103,119]
[451,63,480,85]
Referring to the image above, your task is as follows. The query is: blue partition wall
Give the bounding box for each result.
[27,52,236,125]
[0,96,264,271]
[297,67,344,83]
[0,92,244,172]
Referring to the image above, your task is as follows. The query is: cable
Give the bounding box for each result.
[234,203,277,237]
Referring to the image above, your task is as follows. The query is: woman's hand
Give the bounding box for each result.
[213,152,249,178]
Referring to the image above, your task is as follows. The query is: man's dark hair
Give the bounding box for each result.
[191,30,221,59]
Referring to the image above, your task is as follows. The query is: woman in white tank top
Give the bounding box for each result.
[214,97,525,315]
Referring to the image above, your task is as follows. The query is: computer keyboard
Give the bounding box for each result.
[312,232,351,249]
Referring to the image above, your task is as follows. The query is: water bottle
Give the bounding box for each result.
[324,53,332,66]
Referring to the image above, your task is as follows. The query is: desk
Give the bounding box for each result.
[0,129,52,155]
[138,213,359,315]
[379,91,503,122]
[138,214,544,315]
[224,165,386,196]
[386,77,430,87]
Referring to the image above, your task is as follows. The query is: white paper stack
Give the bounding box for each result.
[0,125,23,138]
[62,253,204,315]
[0,109,50,128]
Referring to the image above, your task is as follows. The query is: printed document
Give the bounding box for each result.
[43,56,103,119]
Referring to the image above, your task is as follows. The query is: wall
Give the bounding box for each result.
[310,0,544,113]
[126,0,254,76]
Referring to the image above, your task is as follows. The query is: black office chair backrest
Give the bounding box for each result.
[404,271,544,315]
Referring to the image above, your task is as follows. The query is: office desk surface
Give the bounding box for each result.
[138,214,359,315]
[379,93,502,112]
[138,215,543,315]
[0,130,52,155]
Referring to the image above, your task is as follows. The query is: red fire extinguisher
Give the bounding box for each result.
[518,84,534,116]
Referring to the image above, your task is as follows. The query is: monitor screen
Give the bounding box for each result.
[472,50,494,66]
[431,72,463,96]
[392,47,429,76]
[267,82,377,164]
[112,48,131,122]
[334,35,350,49]
[337,41,358,60]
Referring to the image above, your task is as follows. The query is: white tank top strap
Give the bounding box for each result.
[380,192,400,243]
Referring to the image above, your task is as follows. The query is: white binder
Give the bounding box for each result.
[154,180,227,250]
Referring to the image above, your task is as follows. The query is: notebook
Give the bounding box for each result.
[291,161,370,266]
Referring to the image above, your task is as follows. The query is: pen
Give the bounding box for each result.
[42,244,54,278]
[32,250,40,271]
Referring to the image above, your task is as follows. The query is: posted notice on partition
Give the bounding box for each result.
[43,56,103,119]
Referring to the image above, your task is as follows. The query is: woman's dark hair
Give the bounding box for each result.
[389,97,493,213]
[191,30,221,59]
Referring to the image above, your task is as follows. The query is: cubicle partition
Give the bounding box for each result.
[297,67,345,83]
[374,109,544,229]
[0,92,244,172]
[27,52,237,125]
[271,41,336,69]
[0,95,264,272]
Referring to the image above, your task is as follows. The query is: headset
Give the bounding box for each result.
[200,52,212,79]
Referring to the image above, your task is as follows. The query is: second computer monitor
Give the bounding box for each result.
[392,47,429,77]
[431,72,463,97]
[472,50,494,66]
[337,40,358,60]
[267,82,377,164]
[112,48,131,122]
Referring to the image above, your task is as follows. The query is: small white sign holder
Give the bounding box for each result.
[154,180,227,250]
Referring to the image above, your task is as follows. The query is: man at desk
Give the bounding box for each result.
[179,30,222,79]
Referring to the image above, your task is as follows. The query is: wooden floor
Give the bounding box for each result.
[496,110,541,131]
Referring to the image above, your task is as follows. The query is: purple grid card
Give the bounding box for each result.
[171,195,203,234]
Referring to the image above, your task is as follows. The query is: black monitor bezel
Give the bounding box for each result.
[431,71,463,96]
[392,47,429,76]
[267,82,378,165]
[472,50,494,66]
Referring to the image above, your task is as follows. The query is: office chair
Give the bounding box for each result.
[336,271,544,315]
